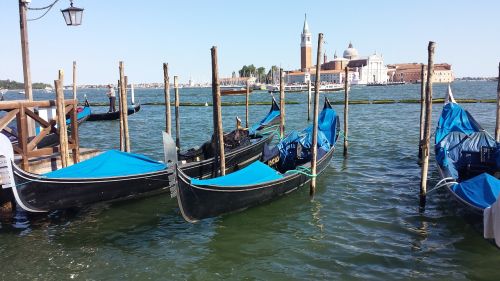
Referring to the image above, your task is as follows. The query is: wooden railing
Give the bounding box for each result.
[0,99,80,172]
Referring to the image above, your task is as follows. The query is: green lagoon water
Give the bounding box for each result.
[1,81,499,280]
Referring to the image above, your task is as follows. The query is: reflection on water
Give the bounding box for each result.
[1,81,500,280]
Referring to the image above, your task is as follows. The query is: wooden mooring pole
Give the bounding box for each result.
[279,68,285,139]
[72,61,77,100]
[307,79,312,121]
[118,79,124,151]
[310,33,323,196]
[343,66,349,158]
[174,75,181,151]
[245,81,250,128]
[418,64,426,163]
[211,46,225,176]
[55,74,69,168]
[163,63,171,134]
[119,62,130,152]
[420,41,435,209]
[495,62,500,142]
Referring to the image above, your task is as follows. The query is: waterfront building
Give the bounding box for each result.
[388,63,455,83]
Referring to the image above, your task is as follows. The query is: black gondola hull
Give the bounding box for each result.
[176,146,335,222]
[87,103,140,121]
[12,165,175,212]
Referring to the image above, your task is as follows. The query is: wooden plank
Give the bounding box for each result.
[24,107,51,128]
[174,76,181,151]
[343,66,349,157]
[280,68,285,139]
[0,109,19,131]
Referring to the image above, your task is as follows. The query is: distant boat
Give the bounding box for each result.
[43,86,53,93]
[367,81,406,87]
[268,83,345,93]
[220,85,251,96]
[18,90,25,95]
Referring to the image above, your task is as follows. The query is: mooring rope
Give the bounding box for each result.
[285,166,317,178]
[426,177,457,194]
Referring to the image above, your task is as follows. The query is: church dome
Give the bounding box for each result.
[343,42,359,60]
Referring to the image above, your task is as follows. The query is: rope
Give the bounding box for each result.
[285,166,317,178]
[426,177,457,194]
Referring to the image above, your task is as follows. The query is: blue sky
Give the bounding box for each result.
[1,0,499,85]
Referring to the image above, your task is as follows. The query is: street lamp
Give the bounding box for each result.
[61,1,84,26]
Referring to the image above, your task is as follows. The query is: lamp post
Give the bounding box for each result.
[18,0,84,136]
[18,0,84,102]
[19,0,33,101]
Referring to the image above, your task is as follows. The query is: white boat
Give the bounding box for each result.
[43,86,53,93]
[268,83,346,93]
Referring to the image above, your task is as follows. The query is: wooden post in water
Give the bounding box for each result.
[211,46,226,176]
[418,64,426,162]
[496,62,500,142]
[118,79,124,151]
[174,76,181,151]
[55,78,69,168]
[307,79,312,121]
[279,68,285,139]
[245,81,250,128]
[163,63,171,134]
[310,33,323,196]
[420,41,435,209]
[343,66,349,158]
[118,62,130,152]
[72,61,77,100]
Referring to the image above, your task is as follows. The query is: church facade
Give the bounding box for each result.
[288,17,388,85]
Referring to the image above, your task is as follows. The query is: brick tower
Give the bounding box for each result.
[300,14,312,71]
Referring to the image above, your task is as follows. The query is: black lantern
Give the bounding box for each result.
[61,0,84,26]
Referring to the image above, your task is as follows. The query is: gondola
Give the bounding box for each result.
[2,103,91,148]
[434,85,500,246]
[0,99,281,213]
[178,97,281,179]
[176,97,339,222]
[0,132,177,213]
[86,102,141,121]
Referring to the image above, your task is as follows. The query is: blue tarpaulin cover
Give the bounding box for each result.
[249,99,280,135]
[190,161,283,187]
[44,150,166,179]
[452,173,500,209]
[66,106,92,125]
[435,103,482,144]
[278,104,338,169]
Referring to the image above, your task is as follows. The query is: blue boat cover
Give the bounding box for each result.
[44,150,166,179]
[277,105,338,169]
[451,173,500,209]
[66,106,92,125]
[190,161,283,187]
[436,131,498,179]
[435,103,482,144]
[249,99,280,135]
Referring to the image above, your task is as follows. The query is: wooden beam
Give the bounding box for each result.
[310,33,323,196]
[245,81,250,128]
[420,41,436,209]
[279,68,285,139]
[418,63,426,162]
[0,109,20,131]
[174,75,181,151]
[163,63,171,134]
[496,62,500,142]
[343,66,349,157]
[211,46,226,176]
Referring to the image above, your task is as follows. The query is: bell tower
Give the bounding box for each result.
[300,14,312,71]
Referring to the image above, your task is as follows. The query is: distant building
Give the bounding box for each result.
[388,63,455,83]
[300,15,313,71]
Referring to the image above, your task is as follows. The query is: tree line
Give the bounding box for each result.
[238,65,281,84]
[0,79,51,89]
